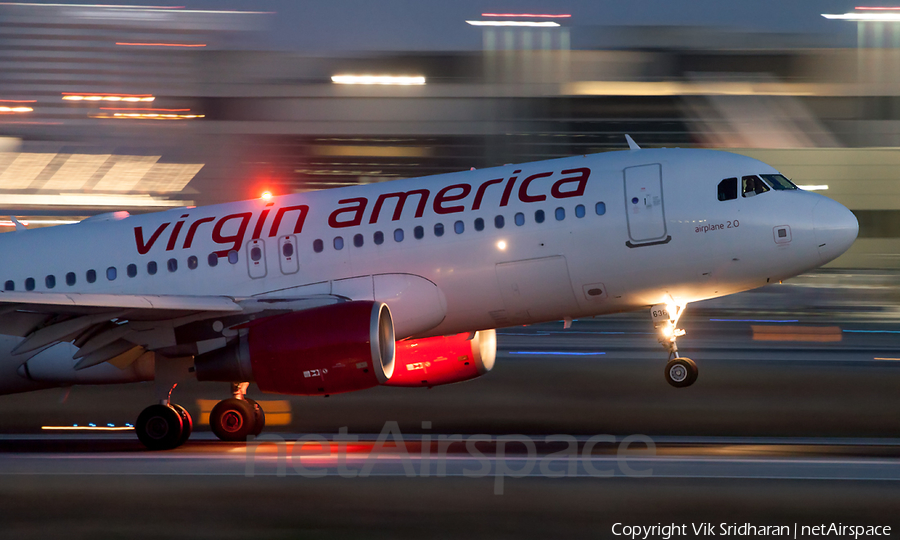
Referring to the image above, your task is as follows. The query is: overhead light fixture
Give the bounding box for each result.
[0,106,32,113]
[92,113,204,119]
[822,12,900,20]
[798,185,829,191]
[331,75,426,85]
[63,94,155,102]
[116,42,207,47]
[466,20,560,27]
[481,13,571,18]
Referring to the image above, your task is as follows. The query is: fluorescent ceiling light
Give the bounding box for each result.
[481,13,571,18]
[822,12,900,20]
[0,193,190,207]
[331,75,425,85]
[798,185,829,191]
[466,20,560,27]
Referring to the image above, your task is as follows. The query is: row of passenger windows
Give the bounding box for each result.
[717,174,798,201]
[4,250,242,291]
[312,203,606,252]
[6,202,607,291]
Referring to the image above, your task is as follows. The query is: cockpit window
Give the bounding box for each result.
[742,175,769,197]
[760,174,798,191]
[717,178,738,201]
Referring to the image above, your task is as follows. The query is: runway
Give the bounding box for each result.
[3,434,900,483]
[1,434,900,539]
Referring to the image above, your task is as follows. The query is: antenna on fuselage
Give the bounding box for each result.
[625,134,641,151]
[9,216,25,232]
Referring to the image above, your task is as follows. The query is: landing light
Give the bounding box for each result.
[497,240,507,250]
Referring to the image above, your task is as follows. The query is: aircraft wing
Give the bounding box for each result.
[0,291,243,312]
[0,291,342,370]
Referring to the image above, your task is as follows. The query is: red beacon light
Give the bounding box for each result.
[260,191,273,201]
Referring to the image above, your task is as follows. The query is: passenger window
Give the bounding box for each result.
[228,250,239,264]
[250,247,262,261]
[106,267,117,281]
[4,280,13,291]
[148,261,158,275]
[474,218,484,231]
[575,205,585,218]
[742,175,769,197]
[65,273,75,286]
[206,255,217,268]
[167,258,178,272]
[595,202,606,215]
[718,178,738,201]
[495,215,505,229]
[394,229,404,242]
[45,275,55,289]
[127,264,137,278]
[434,223,444,237]
[86,270,96,283]
[282,243,294,257]
[188,256,198,270]
[535,210,545,223]
[454,221,464,234]
[25,277,35,291]
[374,231,384,245]
[354,234,364,247]
[555,207,565,221]
[313,239,324,253]
[333,237,344,250]
[414,226,424,239]
[515,213,525,226]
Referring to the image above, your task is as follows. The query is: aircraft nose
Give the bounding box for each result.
[813,198,858,265]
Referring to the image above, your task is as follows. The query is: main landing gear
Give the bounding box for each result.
[209,382,266,442]
[135,381,266,450]
[135,387,193,451]
[651,301,698,388]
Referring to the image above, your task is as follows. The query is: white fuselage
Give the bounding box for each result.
[0,148,858,394]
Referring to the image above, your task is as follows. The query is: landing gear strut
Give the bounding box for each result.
[651,301,698,388]
[209,382,266,442]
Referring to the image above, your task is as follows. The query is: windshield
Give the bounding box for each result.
[760,174,798,191]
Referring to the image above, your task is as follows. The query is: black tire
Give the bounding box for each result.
[664,357,698,388]
[209,398,257,441]
[171,403,193,447]
[136,404,184,450]
[245,398,266,436]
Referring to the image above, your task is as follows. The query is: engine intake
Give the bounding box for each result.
[195,301,395,395]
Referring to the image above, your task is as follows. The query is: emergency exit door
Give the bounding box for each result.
[247,239,267,279]
[624,163,669,246]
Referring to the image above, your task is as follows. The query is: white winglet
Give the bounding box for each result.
[625,134,641,151]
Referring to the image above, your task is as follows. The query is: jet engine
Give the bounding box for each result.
[384,330,496,387]
[195,301,395,395]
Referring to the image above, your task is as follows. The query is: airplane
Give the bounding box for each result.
[0,137,858,449]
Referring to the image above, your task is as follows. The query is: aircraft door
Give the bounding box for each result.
[278,235,299,274]
[624,163,670,247]
[247,239,267,279]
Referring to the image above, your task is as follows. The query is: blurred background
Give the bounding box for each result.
[3,1,900,435]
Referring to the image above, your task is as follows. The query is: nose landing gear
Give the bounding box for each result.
[652,301,698,388]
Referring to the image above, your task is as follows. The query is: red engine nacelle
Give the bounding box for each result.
[195,301,395,395]
[384,330,496,387]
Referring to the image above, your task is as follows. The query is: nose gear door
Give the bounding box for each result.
[624,163,670,247]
